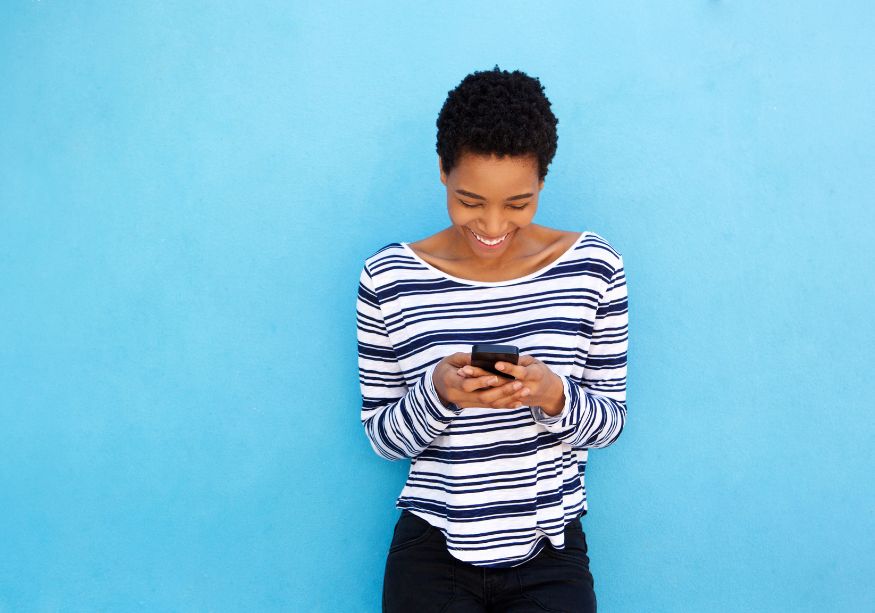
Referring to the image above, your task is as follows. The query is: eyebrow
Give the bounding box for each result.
[455,189,534,202]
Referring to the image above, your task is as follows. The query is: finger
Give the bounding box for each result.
[461,374,502,393]
[518,354,536,367]
[486,388,530,409]
[477,380,528,406]
[457,365,493,378]
[494,360,528,380]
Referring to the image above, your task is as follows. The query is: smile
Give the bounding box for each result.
[469,229,509,246]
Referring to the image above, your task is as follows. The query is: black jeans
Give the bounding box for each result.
[383,510,597,613]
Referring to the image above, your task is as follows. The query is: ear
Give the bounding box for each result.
[538,178,545,191]
[439,156,447,185]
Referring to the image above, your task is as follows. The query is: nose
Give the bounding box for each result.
[478,208,509,238]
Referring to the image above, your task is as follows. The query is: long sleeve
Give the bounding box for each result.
[530,254,628,448]
[356,264,463,461]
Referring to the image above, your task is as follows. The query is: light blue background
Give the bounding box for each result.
[2,2,873,611]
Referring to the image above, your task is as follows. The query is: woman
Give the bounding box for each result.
[356,66,628,613]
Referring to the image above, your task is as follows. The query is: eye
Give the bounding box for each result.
[459,199,530,210]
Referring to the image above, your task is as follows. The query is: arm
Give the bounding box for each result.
[357,264,462,461]
[530,254,628,448]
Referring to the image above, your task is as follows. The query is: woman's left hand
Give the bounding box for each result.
[457,354,566,416]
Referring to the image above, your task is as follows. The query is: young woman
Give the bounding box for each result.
[356,66,628,613]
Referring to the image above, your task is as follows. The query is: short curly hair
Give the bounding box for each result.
[436,65,559,182]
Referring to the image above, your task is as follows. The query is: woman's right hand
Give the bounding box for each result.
[432,352,530,410]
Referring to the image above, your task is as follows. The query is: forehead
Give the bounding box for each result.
[451,152,539,190]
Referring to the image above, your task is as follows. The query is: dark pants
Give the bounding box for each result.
[383,510,597,613]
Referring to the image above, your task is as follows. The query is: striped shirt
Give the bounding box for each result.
[356,230,628,568]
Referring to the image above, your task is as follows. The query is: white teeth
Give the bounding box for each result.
[471,230,508,246]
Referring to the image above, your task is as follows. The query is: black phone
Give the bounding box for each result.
[471,344,520,380]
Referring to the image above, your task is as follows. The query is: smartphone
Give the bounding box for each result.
[471,344,520,380]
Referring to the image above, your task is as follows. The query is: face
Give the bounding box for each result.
[439,151,544,262]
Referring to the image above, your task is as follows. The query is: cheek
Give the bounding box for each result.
[447,205,474,224]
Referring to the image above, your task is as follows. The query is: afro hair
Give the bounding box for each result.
[436,65,559,182]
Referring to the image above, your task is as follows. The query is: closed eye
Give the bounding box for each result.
[459,199,530,210]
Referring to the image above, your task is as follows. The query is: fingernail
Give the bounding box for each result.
[496,363,504,370]
[521,388,530,397]
[490,377,498,385]
[513,382,522,390]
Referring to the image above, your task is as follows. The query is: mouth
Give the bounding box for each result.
[468,228,511,248]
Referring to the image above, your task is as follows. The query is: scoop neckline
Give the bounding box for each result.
[400,230,588,287]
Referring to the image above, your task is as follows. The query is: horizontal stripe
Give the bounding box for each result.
[357,230,628,568]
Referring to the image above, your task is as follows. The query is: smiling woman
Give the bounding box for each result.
[409,150,583,283]
[356,66,628,613]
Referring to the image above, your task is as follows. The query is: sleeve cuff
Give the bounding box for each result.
[530,375,572,425]
[422,361,463,419]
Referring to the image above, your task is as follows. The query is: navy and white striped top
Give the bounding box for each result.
[356,230,628,568]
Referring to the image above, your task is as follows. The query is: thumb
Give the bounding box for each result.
[518,354,536,366]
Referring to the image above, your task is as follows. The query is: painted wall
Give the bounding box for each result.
[1,2,872,611]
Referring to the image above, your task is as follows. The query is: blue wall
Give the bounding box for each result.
[1,2,873,611]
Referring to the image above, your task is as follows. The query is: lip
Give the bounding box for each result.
[468,227,512,249]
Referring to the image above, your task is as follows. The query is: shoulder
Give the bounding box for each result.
[361,242,410,277]
[359,242,430,294]
[580,230,624,274]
